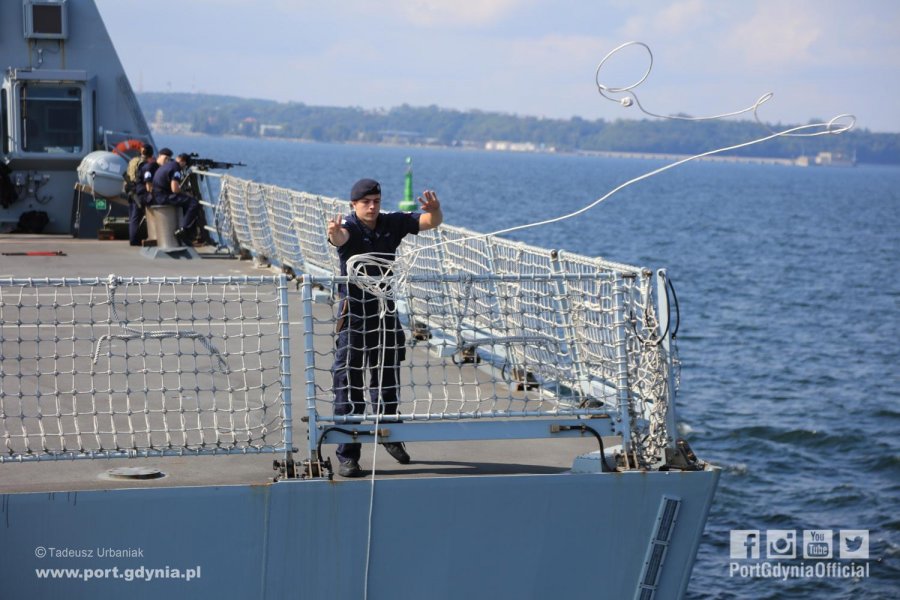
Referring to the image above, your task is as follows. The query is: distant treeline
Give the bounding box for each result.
[138,92,900,165]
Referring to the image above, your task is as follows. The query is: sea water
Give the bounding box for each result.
[159,133,899,599]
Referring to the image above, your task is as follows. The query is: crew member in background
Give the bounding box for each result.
[150,149,201,244]
[136,145,159,230]
[124,144,154,246]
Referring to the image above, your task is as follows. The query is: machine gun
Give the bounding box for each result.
[178,154,245,246]
[184,153,246,171]
[181,153,246,198]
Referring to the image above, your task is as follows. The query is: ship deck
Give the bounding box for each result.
[0,234,609,494]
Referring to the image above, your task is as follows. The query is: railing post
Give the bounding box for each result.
[612,274,632,455]
[254,184,274,260]
[549,250,591,403]
[486,240,528,379]
[656,268,677,449]
[481,236,508,336]
[230,180,253,253]
[276,274,294,463]
[315,195,331,272]
[219,175,241,253]
[300,275,320,461]
[431,227,453,306]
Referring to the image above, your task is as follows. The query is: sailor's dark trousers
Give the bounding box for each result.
[127,192,145,246]
[332,300,405,463]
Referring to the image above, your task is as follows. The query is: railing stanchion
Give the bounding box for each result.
[612,274,633,460]
[277,274,294,463]
[656,268,677,450]
[300,275,321,461]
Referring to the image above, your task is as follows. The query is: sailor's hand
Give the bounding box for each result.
[327,214,349,246]
[418,190,441,213]
[417,190,443,231]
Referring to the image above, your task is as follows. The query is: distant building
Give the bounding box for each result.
[148,108,190,135]
[814,151,856,167]
[238,117,259,136]
[485,140,555,153]
[796,151,856,167]
[259,124,284,137]
[378,130,423,145]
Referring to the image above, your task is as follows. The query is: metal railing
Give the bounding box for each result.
[205,175,678,468]
[0,173,678,468]
[0,275,291,462]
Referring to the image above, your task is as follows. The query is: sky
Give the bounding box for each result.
[95,0,900,133]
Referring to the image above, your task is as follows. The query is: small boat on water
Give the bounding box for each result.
[0,2,718,599]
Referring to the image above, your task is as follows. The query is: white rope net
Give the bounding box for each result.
[0,275,289,461]
[313,272,617,421]
[211,175,677,466]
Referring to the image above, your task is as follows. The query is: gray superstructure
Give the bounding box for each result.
[1,0,152,235]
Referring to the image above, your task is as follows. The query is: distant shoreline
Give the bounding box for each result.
[140,91,900,166]
[154,129,862,169]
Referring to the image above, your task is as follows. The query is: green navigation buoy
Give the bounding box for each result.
[398,157,417,211]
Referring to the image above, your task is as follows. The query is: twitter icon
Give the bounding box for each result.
[839,530,869,559]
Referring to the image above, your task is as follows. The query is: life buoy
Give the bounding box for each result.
[112,138,143,158]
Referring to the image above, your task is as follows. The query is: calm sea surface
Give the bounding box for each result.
[160,134,899,599]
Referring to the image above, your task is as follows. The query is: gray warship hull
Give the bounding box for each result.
[3,467,718,599]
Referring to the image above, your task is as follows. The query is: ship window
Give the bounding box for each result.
[32,5,64,35]
[24,1,68,40]
[20,84,83,154]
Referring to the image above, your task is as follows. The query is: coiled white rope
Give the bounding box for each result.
[344,253,398,600]
[92,274,226,368]
[388,41,855,271]
[594,41,855,136]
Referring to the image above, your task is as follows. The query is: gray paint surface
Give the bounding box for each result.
[2,468,719,599]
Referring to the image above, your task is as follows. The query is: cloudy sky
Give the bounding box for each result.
[95,0,900,132]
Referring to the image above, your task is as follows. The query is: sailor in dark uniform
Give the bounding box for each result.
[150,149,201,243]
[132,145,158,241]
[326,178,443,477]
[126,144,154,245]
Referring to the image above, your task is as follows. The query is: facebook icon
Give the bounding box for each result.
[730,530,761,559]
